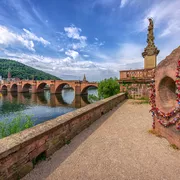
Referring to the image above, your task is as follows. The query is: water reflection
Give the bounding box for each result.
[0,88,97,125]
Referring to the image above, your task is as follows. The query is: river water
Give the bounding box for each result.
[0,88,98,125]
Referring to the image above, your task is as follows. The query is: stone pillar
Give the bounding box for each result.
[17,82,23,93]
[50,82,55,94]
[7,84,11,92]
[31,82,37,94]
[18,85,23,93]
[74,84,81,95]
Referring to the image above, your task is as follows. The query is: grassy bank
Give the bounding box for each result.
[0,113,34,138]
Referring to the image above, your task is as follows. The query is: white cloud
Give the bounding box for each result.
[159,19,180,37]
[62,57,75,64]
[64,25,87,41]
[72,42,87,50]
[59,48,64,52]
[83,54,89,58]
[65,50,79,59]
[120,0,129,8]
[92,51,111,61]
[23,29,50,45]
[0,25,50,52]
[0,26,35,51]
[64,25,87,50]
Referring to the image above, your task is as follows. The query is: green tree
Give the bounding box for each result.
[98,78,120,99]
[88,78,120,103]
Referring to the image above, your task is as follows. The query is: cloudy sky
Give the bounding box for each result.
[0,0,180,81]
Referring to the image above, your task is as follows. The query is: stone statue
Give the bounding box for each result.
[142,18,159,58]
[147,18,155,47]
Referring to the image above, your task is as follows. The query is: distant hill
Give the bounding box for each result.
[0,59,60,80]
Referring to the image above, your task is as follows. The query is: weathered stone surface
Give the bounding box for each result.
[29,144,47,160]
[0,169,7,180]
[7,155,29,176]
[155,46,180,113]
[7,162,33,180]
[154,46,180,148]
[18,162,33,179]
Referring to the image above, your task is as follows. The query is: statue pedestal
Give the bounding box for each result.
[144,55,157,69]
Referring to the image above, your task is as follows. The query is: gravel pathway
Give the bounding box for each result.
[23,100,180,180]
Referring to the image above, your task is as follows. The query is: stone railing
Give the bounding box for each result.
[0,93,125,179]
[120,68,154,81]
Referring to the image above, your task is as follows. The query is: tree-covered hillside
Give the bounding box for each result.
[0,59,60,80]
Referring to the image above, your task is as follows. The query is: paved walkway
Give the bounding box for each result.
[23,100,180,180]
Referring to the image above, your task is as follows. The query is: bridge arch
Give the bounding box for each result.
[81,85,98,95]
[22,83,32,93]
[55,83,74,94]
[10,84,18,92]
[36,82,48,93]
[1,85,7,91]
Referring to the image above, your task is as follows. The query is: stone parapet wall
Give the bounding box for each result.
[0,93,125,179]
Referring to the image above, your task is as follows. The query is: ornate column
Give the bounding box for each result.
[142,18,159,69]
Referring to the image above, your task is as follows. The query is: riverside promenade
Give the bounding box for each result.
[23,100,180,180]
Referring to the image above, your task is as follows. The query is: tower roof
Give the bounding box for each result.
[83,74,87,82]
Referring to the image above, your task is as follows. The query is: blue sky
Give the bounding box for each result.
[0,0,180,81]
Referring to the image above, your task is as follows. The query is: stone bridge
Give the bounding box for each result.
[0,80,98,95]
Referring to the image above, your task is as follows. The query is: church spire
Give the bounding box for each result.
[142,18,159,58]
[83,74,87,82]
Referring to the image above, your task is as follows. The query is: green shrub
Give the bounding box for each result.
[0,113,34,138]
[88,78,120,102]
[98,77,120,99]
